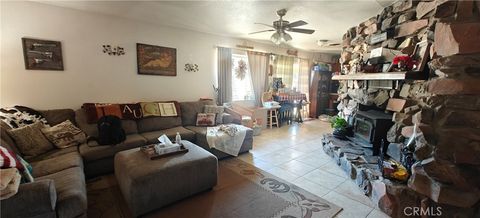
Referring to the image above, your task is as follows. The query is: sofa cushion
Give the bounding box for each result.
[25,146,78,163]
[7,122,54,157]
[180,100,215,126]
[39,109,76,126]
[140,126,196,144]
[36,167,87,218]
[75,109,138,136]
[79,134,147,162]
[31,152,83,178]
[136,116,182,133]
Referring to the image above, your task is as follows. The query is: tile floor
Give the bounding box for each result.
[236,119,390,218]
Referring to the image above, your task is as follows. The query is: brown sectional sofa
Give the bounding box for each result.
[0,100,252,218]
[1,109,87,218]
[76,100,253,178]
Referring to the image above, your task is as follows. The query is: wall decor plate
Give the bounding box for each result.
[22,38,64,70]
[136,43,176,76]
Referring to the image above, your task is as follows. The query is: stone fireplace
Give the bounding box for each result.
[321,0,480,217]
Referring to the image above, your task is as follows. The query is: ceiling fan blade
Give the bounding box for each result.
[254,22,274,28]
[287,28,315,34]
[286,20,307,28]
[249,29,276,35]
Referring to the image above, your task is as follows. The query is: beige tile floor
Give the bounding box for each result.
[236,119,391,218]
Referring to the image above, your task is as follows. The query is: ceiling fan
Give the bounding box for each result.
[249,9,315,45]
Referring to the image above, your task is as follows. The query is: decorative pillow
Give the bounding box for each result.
[119,103,143,119]
[140,102,161,117]
[41,120,86,149]
[0,106,49,129]
[7,122,54,157]
[16,155,34,183]
[82,103,123,123]
[158,102,178,117]
[204,105,225,125]
[196,113,216,126]
[0,146,23,171]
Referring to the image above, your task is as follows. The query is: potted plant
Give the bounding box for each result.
[330,116,348,139]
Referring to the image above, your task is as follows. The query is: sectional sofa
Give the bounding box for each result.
[0,100,253,218]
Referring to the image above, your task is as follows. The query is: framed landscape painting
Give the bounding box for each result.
[136,43,176,76]
[22,38,64,70]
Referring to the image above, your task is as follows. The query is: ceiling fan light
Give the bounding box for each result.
[283,33,292,42]
[271,32,281,44]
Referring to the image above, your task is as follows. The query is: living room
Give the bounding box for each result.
[1,1,480,218]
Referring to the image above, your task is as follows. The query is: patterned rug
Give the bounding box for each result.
[87,158,342,218]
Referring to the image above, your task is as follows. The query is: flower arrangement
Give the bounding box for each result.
[235,59,248,80]
[392,55,416,71]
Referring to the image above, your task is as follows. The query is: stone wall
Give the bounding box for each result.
[336,0,480,216]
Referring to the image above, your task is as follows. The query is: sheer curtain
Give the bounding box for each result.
[247,51,269,106]
[274,55,295,88]
[217,47,232,104]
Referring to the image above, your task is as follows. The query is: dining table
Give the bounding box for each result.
[273,92,308,124]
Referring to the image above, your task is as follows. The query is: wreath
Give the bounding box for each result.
[235,60,248,80]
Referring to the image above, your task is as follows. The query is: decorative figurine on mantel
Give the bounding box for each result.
[390,55,416,72]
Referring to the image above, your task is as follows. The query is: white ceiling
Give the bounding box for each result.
[37,0,393,53]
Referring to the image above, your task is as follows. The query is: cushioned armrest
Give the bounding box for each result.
[221,113,234,124]
[223,108,242,124]
[0,180,57,218]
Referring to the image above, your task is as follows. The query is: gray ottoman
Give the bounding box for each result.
[114,140,218,217]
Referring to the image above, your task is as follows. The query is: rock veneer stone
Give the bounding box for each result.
[335,0,480,215]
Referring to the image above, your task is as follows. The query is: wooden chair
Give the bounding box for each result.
[261,92,280,128]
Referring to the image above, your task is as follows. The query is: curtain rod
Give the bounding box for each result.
[214,45,310,61]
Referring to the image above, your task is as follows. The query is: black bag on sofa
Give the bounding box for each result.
[95,115,126,145]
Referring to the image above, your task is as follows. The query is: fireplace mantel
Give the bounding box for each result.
[332,71,428,81]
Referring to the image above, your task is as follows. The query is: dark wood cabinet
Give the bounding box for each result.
[309,67,332,118]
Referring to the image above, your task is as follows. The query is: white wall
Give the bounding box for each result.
[0,1,336,110]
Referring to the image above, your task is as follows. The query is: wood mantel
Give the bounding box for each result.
[332,71,428,81]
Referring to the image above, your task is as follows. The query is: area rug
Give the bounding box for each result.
[87,158,342,218]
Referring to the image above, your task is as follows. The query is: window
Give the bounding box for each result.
[231,51,255,101]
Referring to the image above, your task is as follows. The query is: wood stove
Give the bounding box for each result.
[350,110,394,155]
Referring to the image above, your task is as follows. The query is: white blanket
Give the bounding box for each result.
[206,124,249,156]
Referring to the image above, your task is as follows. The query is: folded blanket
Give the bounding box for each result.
[206,124,248,156]
[0,168,21,200]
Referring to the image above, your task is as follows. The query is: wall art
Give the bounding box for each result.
[184,63,199,72]
[136,43,176,76]
[102,45,125,56]
[22,38,64,70]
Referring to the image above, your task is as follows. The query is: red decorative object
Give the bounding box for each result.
[392,55,416,71]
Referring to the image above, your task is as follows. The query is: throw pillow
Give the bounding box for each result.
[7,122,54,157]
[0,146,24,171]
[158,102,179,117]
[0,106,49,129]
[41,120,86,149]
[82,103,123,123]
[204,105,225,124]
[140,102,161,117]
[196,113,216,126]
[119,103,143,119]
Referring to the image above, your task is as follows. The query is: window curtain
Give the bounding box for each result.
[298,58,311,116]
[247,51,269,106]
[217,47,232,105]
[274,55,295,88]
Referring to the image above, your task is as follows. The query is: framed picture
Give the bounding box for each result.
[412,41,431,72]
[136,43,176,76]
[22,38,64,70]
